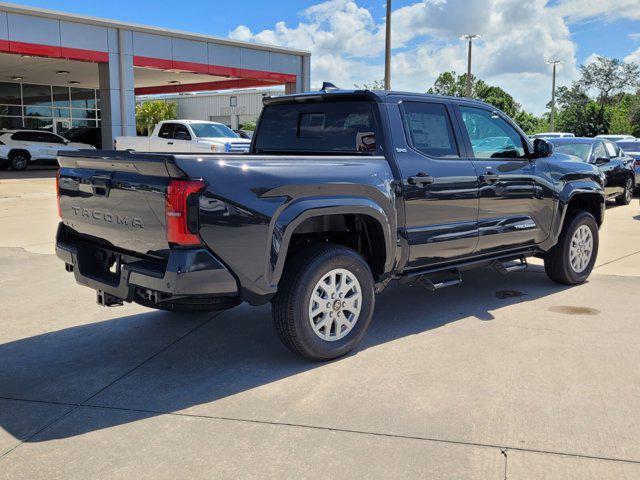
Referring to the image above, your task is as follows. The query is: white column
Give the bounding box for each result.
[98,29,136,149]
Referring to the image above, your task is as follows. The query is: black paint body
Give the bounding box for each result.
[56,90,606,306]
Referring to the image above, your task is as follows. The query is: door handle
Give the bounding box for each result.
[167,141,174,145]
[408,172,434,186]
[479,173,500,183]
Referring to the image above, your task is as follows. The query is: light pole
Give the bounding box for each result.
[460,34,481,97]
[547,59,564,132]
[384,0,392,90]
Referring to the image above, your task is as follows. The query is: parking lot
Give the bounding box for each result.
[1,167,639,479]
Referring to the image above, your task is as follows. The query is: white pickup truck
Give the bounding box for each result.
[115,120,251,153]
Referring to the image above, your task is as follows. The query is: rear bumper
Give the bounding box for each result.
[56,223,238,302]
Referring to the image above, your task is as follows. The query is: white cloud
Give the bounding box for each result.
[625,47,640,64]
[228,0,635,115]
[551,0,640,23]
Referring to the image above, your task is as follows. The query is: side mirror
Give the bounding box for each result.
[533,138,553,158]
[595,157,610,165]
[174,131,190,141]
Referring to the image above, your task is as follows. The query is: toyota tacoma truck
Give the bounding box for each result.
[114,120,251,153]
[56,89,606,361]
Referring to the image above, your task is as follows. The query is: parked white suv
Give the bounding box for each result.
[0,130,95,171]
[115,120,251,153]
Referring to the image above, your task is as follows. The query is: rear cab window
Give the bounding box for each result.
[400,101,459,158]
[254,99,378,154]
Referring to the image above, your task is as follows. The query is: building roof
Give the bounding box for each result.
[0,1,310,56]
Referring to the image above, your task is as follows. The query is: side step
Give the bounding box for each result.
[491,256,528,275]
[400,268,463,291]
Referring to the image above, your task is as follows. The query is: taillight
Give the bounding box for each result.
[165,179,206,246]
[635,159,640,167]
[55,169,61,218]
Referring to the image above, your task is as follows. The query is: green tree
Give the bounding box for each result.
[135,100,177,135]
[514,110,547,135]
[354,80,385,90]
[240,120,257,131]
[428,71,520,117]
[578,56,640,105]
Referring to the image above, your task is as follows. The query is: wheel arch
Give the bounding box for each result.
[268,197,396,288]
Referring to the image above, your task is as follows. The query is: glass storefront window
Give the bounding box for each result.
[22,84,52,106]
[72,119,97,128]
[24,117,53,130]
[71,109,96,119]
[0,82,99,133]
[0,83,21,105]
[70,88,96,109]
[52,86,70,108]
[53,108,71,118]
[0,105,22,116]
[24,106,53,117]
[0,116,23,129]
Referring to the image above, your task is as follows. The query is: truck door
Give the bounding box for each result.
[454,105,554,254]
[151,123,179,151]
[388,98,479,269]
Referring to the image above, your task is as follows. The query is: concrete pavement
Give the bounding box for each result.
[1,168,639,479]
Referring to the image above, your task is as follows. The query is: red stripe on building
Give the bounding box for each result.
[0,40,108,62]
[134,78,279,95]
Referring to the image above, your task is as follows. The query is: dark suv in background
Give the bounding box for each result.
[62,127,102,149]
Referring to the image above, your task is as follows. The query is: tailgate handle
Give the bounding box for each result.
[91,176,112,197]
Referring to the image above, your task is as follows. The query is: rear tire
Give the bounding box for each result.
[133,294,241,313]
[8,151,30,171]
[616,177,633,206]
[544,210,599,285]
[272,244,375,361]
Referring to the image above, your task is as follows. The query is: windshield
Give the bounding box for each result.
[553,143,592,161]
[190,123,238,139]
[617,141,640,152]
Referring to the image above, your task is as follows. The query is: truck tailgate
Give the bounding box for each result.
[57,151,188,255]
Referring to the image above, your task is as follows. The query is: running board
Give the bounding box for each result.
[491,256,528,275]
[400,268,463,291]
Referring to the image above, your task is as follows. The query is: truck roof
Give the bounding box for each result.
[263,89,496,110]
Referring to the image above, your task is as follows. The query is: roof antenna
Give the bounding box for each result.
[320,82,339,91]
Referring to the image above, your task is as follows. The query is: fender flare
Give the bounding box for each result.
[266,196,396,287]
[551,182,605,241]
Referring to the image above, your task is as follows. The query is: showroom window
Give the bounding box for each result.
[0,81,100,133]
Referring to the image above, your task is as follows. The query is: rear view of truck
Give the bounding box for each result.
[56,150,239,311]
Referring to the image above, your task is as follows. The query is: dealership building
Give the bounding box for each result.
[142,88,286,129]
[0,3,310,146]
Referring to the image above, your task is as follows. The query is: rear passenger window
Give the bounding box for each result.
[11,132,39,142]
[401,102,459,158]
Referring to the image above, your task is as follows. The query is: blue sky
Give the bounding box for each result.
[11,0,640,114]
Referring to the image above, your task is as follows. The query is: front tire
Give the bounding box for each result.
[544,210,599,285]
[616,177,633,206]
[272,244,375,361]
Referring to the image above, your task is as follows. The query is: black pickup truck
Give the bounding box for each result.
[56,89,606,361]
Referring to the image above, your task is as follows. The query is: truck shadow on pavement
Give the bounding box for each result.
[0,267,567,444]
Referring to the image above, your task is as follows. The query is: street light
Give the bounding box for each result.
[460,34,482,97]
[547,59,564,132]
[384,0,392,90]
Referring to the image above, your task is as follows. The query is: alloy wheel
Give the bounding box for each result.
[308,268,362,342]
